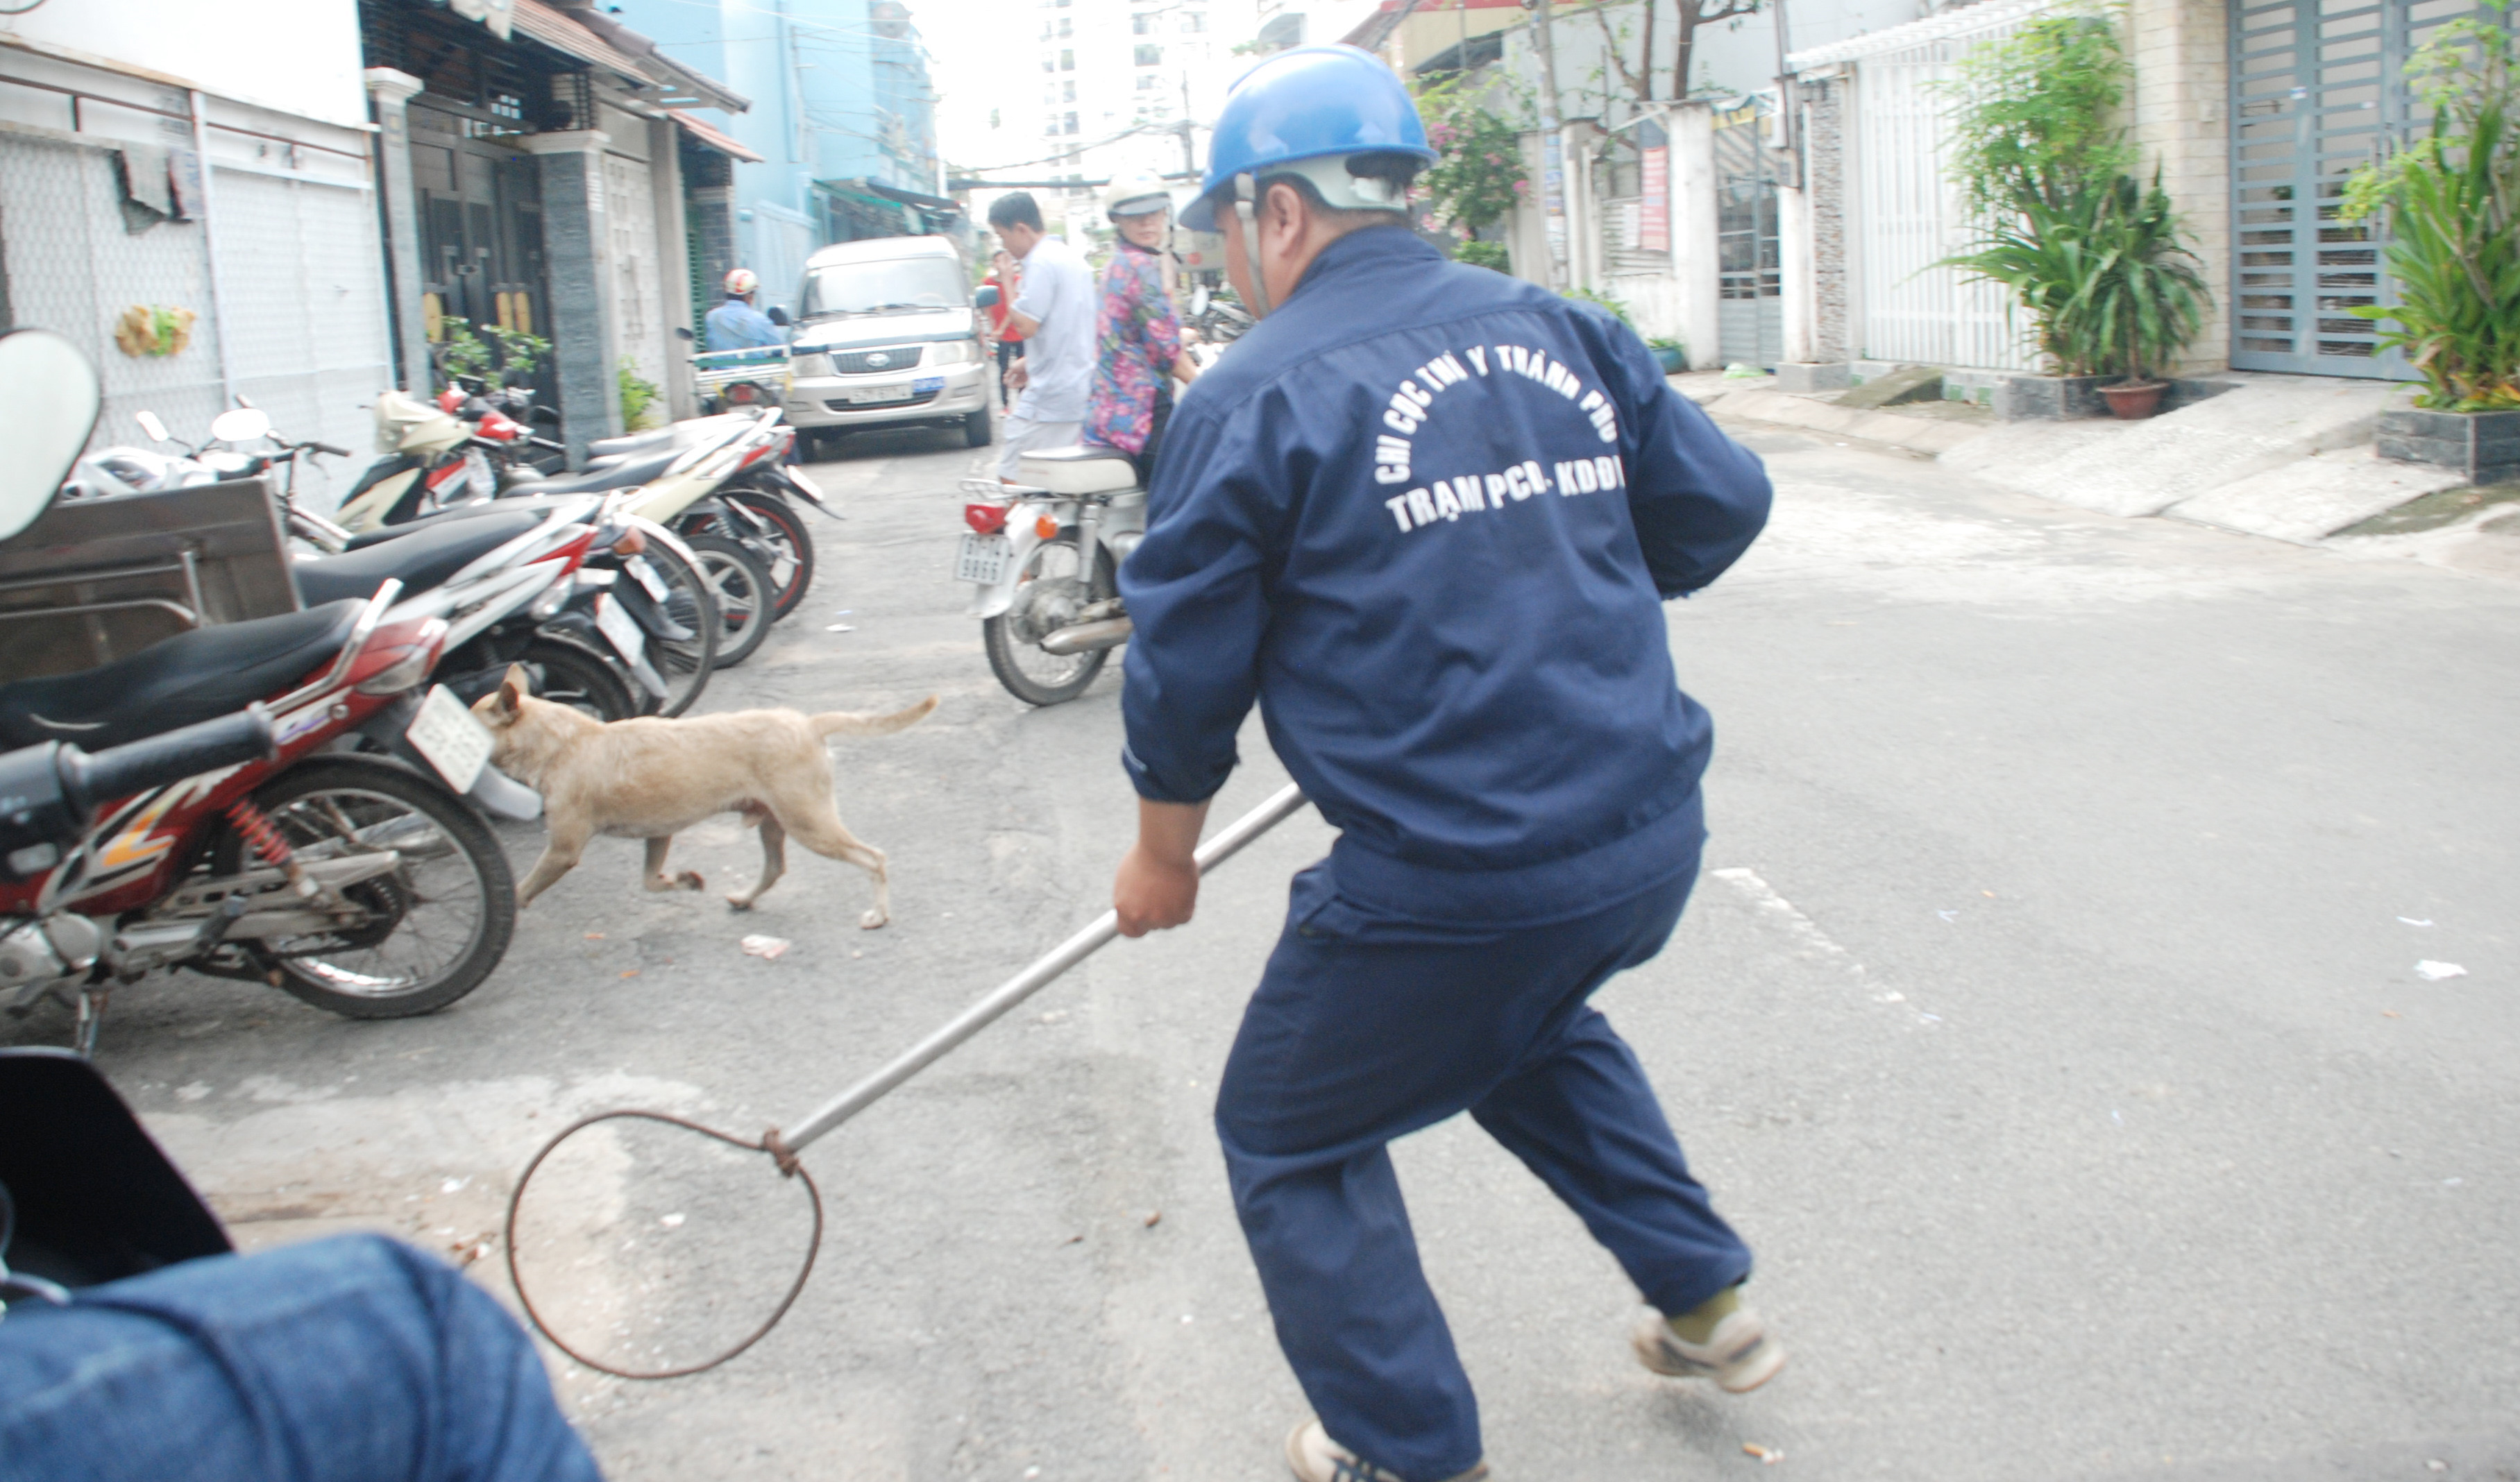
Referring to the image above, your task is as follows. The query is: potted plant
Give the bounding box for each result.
[1933,9,2210,419]
[1648,337,1687,374]
[2345,1,2520,484]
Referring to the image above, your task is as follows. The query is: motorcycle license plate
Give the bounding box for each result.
[406,685,491,794]
[955,532,1012,584]
[594,592,646,667]
[623,554,672,602]
[843,384,912,404]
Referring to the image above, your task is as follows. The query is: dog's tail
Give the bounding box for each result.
[812,695,939,740]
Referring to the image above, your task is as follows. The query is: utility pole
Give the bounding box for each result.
[1181,72,1197,175]
[1528,0,1568,287]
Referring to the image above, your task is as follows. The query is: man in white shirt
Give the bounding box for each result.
[987,191,1096,482]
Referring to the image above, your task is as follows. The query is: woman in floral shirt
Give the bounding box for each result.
[1084,174,1199,482]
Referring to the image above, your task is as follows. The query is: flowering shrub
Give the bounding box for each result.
[1417,74,1530,237]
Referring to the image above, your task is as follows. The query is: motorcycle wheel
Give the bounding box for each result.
[521,640,639,722]
[213,758,516,1021]
[685,535,775,669]
[982,536,1117,707]
[637,543,719,718]
[681,491,813,622]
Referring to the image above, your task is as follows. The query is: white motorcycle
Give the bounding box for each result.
[956,447,1146,706]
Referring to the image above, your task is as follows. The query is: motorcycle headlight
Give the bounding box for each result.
[931,339,981,366]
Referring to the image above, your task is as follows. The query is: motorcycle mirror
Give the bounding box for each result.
[0,330,102,544]
[675,325,695,342]
[766,305,791,327]
[210,407,271,443]
[973,284,1001,309]
[134,409,170,443]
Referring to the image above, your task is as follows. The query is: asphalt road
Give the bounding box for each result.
[22,410,2520,1481]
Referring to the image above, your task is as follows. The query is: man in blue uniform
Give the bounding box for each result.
[1108,46,1782,1482]
[704,268,783,351]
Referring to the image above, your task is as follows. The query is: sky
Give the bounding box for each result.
[916,0,1047,174]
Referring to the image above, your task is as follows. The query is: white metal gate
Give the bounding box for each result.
[1847,11,2047,372]
[211,168,393,459]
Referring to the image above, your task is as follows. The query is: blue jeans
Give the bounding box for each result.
[0,1233,602,1482]
[1217,825,1752,1481]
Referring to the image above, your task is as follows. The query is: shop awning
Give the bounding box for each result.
[669,108,764,163]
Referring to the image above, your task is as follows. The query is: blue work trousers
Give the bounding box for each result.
[0,1233,602,1482]
[1217,827,1752,1481]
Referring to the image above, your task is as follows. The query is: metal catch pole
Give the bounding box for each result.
[776,783,1310,1154]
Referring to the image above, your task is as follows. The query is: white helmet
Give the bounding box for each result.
[1101,172,1172,221]
[724,267,759,296]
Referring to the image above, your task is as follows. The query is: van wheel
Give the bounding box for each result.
[963,410,993,448]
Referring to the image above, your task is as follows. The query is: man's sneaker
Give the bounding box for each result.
[1630,1306,1786,1393]
[1284,1417,1490,1482]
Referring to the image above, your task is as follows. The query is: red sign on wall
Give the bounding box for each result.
[1639,145,1669,255]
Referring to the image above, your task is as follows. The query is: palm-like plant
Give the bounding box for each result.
[2342,8,2520,411]
[1941,169,2210,382]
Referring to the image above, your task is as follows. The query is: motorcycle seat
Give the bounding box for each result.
[341,495,598,552]
[502,450,677,497]
[296,509,547,608]
[1017,445,1136,495]
[0,600,366,752]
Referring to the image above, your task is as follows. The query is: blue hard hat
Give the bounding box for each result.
[1182,45,1437,231]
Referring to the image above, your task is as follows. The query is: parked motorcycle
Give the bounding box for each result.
[957,446,1144,706]
[0,328,521,1055]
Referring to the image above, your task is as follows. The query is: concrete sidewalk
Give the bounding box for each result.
[1680,369,2481,553]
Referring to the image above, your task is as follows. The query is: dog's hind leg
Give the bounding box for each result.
[775,807,892,929]
[516,817,595,908]
[727,816,787,911]
[642,837,705,893]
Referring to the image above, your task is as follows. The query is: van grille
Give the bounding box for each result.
[830,346,924,375]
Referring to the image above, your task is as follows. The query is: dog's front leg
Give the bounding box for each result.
[643,837,706,893]
[515,817,595,908]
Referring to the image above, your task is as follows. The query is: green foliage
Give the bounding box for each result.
[1936,6,2206,380]
[1454,239,1511,272]
[1940,169,2209,380]
[2340,2,2520,411]
[1561,285,1634,327]
[436,316,552,388]
[618,359,663,429]
[1648,336,1684,352]
[1417,74,1530,234]
[1934,8,2133,218]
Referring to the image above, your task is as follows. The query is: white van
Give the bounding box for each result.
[781,236,992,453]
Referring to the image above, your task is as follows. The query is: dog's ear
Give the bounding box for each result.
[493,663,530,719]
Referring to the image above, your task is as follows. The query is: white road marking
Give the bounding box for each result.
[1709,867,1926,1017]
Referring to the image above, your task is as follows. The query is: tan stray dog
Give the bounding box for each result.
[470,665,938,926]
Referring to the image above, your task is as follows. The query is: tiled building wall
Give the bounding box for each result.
[1802,76,1851,363]
[2128,0,2233,374]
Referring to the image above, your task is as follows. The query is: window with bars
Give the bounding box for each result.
[1135,44,1164,66]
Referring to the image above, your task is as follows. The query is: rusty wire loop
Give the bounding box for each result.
[501,785,1311,1381]
[503,1109,823,1381]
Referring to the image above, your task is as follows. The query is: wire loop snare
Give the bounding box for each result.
[501,784,1310,1378]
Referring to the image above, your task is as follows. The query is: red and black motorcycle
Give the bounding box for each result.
[0,329,518,1054]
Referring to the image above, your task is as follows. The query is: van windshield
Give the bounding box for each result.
[800,257,965,319]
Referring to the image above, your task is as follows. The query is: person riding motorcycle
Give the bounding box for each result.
[706,268,784,352]
[1081,172,1199,486]
[1103,44,1780,1482]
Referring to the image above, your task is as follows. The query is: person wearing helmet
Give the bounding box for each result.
[1081,171,1200,484]
[1106,44,1779,1482]
[705,267,783,351]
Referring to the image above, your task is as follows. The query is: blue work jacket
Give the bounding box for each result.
[1119,227,1772,925]
[705,298,784,351]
